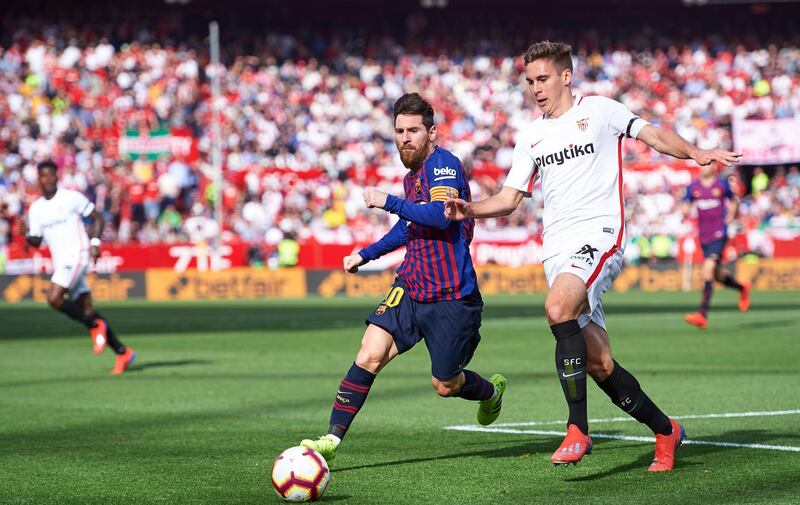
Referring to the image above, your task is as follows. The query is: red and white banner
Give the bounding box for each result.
[118,127,199,163]
[6,235,800,274]
[733,118,800,165]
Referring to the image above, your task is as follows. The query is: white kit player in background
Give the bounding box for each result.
[444,41,741,471]
[24,160,136,375]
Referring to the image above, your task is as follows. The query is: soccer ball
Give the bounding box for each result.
[271,446,330,502]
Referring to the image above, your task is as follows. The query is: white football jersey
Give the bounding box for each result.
[27,188,95,264]
[505,95,649,259]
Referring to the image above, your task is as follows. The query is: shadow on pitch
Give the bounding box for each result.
[321,495,352,502]
[126,359,212,372]
[735,319,796,330]
[331,440,556,474]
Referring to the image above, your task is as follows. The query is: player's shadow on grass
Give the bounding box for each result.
[736,319,796,330]
[331,440,556,473]
[125,359,211,372]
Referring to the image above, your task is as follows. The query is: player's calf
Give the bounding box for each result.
[596,360,672,436]
[300,362,376,463]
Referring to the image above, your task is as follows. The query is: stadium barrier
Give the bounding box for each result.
[1,259,799,303]
[6,237,800,273]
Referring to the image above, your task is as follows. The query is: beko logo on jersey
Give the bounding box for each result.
[696,199,721,210]
[534,143,595,168]
[433,167,457,180]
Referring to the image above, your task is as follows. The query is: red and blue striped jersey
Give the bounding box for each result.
[684,177,734,245]
[359,146,478,302]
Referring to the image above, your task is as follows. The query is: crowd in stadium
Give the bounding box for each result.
[0,15,799,262]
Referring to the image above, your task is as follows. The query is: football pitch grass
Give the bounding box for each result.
[1,291,799,504]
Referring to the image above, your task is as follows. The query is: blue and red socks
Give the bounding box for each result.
[457,370,495,401]
[328,363,376,440]
[700,280,713,317]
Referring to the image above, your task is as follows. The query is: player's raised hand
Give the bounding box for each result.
[363,188,388,209]
[444,198,471,221]
[694,149,742,167]
[343,253,365,274]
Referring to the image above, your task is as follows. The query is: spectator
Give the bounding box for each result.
[277,232,300,268]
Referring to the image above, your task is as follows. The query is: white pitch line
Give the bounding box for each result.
[443,409,800,454]
[474,408,800,429]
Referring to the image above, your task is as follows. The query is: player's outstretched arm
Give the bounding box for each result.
[637,125,742,166]
[364,187,452,230]
[444,186,524,221]
[349,220,409,274]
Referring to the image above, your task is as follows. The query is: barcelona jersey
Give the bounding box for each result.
[360,146,478,302]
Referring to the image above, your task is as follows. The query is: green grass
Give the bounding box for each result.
[1,291,799,504]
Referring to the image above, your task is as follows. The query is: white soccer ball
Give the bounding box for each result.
[271,446,330,502]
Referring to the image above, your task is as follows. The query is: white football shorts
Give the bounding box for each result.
[543,233,624,330]
[51,256,91,299]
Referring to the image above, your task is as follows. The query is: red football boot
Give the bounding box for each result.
[738,282,751,312]
[551,424,592,465]
[89,319,108,355]
[111,347,136,375]
[684,312,708,329]
[648,418,686,472]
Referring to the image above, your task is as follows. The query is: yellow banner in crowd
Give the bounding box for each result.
[145,268,307,301]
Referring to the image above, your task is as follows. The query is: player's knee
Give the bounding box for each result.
[354,352,383,374]
[544,299,573,324]
[46,295,62,309]
[431,378,458,397]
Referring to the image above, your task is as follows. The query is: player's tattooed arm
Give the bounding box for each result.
[445,186,524,221]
